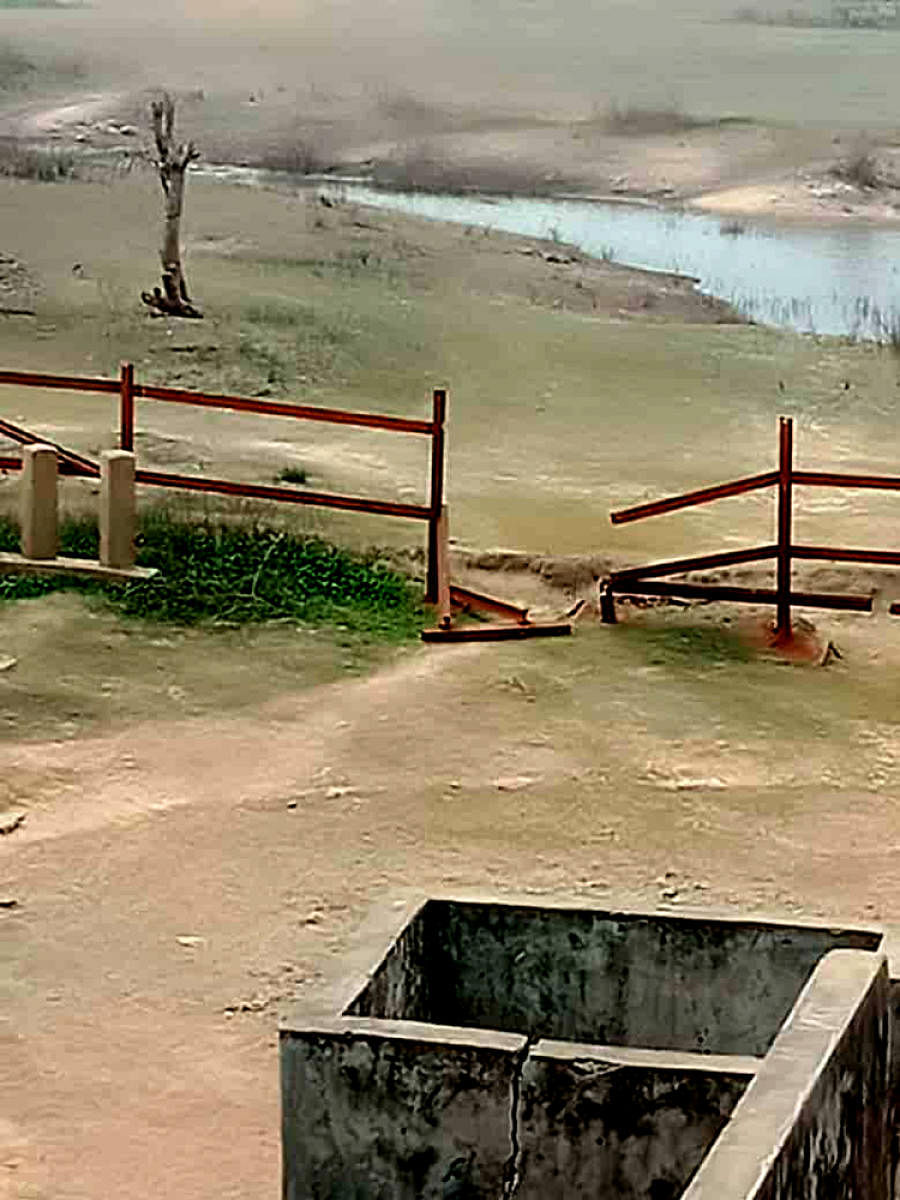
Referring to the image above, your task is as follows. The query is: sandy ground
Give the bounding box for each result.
[691,151,900,223]
[4,62,900,1198]
[5,602,900,1199]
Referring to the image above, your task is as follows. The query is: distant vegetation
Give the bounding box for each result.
[831,146,884,188]
[0,41,87,92]
[252,141,333,176]
[578,103,753,139]
[0,43,34,89]
[733,1,900,27]
[602,102,707,136]
[0,139,79,181]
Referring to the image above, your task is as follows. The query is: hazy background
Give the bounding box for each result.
[2,0,900,130]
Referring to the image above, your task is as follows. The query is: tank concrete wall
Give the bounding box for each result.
[350,898,881,1056]
[889,977,900,1200]
[683,949,891,1200]
[280,1017,526,1200]
[283,900,888,1200]
[515,1042,756,1200]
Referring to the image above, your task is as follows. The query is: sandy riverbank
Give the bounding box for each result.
[6,84,900,228]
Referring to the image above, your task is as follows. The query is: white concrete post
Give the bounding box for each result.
[99,450,136,569]
[21,443,58,560]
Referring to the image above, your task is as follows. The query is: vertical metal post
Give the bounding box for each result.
[775,415,793,640]
[426,388,447,603]
[599,580,618,624]
[119,361,134,452]
[436,505,452,629]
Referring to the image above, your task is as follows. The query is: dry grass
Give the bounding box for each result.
[832,145,883,189]
[0,138,79,180]
[247,138,336,176]
[600,102,707,136]
[370,141,564,196]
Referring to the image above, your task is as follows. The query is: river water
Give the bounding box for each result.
[197,165,900,342]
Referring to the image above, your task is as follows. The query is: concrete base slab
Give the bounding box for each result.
[0,552,158,583]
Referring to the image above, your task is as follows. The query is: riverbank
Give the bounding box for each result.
[6,84,900,228]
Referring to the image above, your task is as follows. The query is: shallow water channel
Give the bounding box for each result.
[201,166,900,340]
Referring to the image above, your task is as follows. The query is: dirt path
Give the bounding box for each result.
[0,92,127,140]
[4,614,900,1199]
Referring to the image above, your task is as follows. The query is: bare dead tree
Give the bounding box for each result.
[141,93,203,318]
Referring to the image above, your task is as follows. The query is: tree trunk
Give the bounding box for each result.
[161,166,191,306]
[141,93,202,319]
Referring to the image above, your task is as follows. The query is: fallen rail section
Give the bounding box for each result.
[604,416,900,638]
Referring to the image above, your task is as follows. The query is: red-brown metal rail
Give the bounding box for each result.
[609,471,778,526]
[132,469,431,521]
[0,363,448,601]
[611,544,778,584]
[606,416,900,638]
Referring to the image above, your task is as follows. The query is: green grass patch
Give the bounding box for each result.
[0,511,425,639]
[276,465,309,485]
[621,621,753,666]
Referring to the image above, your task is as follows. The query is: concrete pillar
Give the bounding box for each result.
[99,450,135,569]
[21,443,58,560]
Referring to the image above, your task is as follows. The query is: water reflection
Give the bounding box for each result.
[311,182,900,341]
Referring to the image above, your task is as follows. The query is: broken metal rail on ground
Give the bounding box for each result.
[602,415,900,639]
[0,364,569,640]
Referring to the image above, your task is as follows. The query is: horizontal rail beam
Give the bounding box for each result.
[134,469,432,520]
[0,369,119,395]
[793,470,900,492]
[0,369,436,434]
[0,416,99,476]
[611,544,777,584]
[610,471,778,526]
[0,455,95,477]
[134,383,436,435]
[609,578,873,612]
[793,545,900,567]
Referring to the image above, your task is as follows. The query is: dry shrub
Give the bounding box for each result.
[372,143,562,196]
[375,91,451,135]
[252,138,334,175]
[0,138,79,180]
[832,146,882,189]
[602,102,705,136]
